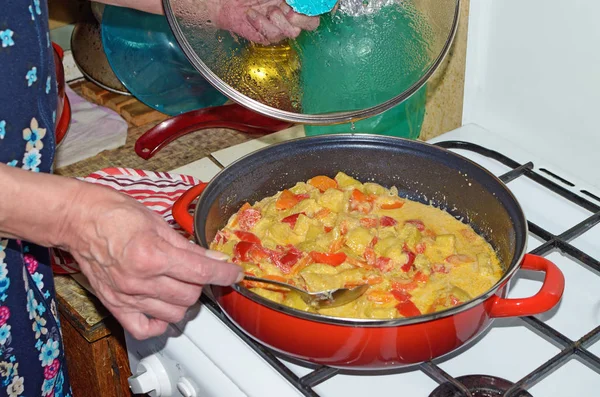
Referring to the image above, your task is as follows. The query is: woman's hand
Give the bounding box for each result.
[214,0,320,45]
[62,184,243,340]
[98,0,320,45]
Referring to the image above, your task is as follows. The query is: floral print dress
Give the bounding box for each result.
[0,1,72,396]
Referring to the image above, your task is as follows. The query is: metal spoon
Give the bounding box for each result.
[242,275,370,309]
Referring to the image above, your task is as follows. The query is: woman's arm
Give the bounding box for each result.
[0,164,242,339]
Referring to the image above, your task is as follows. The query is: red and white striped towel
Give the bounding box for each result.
[51,167,201,275]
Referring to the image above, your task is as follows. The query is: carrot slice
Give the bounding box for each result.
[381,201,404,210]
[308,175,338,192]
[366,290,395,303]
[309,251,347,266]
[276,190,301,210]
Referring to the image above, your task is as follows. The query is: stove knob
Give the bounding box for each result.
[128,354,174,397]
[176,377,199,397]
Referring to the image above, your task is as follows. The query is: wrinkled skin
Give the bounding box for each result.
[214,0,320,45]
[64,184,243,340]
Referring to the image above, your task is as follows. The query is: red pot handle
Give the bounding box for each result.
[489,254,565,318]
[172,183,208,235]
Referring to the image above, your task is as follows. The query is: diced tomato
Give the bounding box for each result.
[445,254,475,265]
[364,247,377,266]
[405,219,425,231]
[238,208,262,231]
[380,201,404,210]
[214,231,228,245]
[324,226,333,233]
[233,241,268,262]
[413,271,429,283]
[352,189,368,202]
[449,294,462,306]
[391,289,411,303]
[366,290,395,303]
[379,216,397,227]
[392,280,418,292]
[281,212,306,229]
[396,300,422,317]
[233,230,261,244]
[360,217,379,228]
[431,263,449,273]
[415,242,426,254]
[308,175,338,192]
[374,257,394,272]
[401,251,416,272]
[276,190,307,210]
[350,189,373,214]
[309,251,347,266]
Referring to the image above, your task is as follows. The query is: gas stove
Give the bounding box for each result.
[125,0,600,395]
[125,123,600,397]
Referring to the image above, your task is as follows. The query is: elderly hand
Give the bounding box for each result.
[63,184,243,340]
[213,0,320,45]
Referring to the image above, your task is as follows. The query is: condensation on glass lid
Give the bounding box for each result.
[164,0,459,121]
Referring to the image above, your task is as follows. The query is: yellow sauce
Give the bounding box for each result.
[210,172,503,319]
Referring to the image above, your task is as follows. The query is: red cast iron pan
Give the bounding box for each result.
[172,134,564,370]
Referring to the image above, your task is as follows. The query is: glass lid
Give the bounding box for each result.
[163,0,460,124]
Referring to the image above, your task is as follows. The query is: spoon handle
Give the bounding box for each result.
[242,275,303,294]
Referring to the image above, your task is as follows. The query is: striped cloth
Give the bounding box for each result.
[51,167,201,274]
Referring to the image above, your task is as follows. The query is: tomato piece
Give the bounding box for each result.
[380,216,397,227]
[233,241,268,262]
[214,231,228,245]
[449,294,462,306]
[350,189,373,214]
[396,300,422,317]
[445,254,475,265]
[308,175,338,192]
[281,212,306,229]
[233,230,261,244]
[324,226,333,233]
[275,190,307,210]
[364,247,377,266]
[381,201,404,210]
[413,271,429,283]
[401,251,416,272]
[415,242,426,254]
[374,257,394,272]
[431,263,449,273]
[392,280,418,292]
[405,219,425,231]
[366,290,395,303]
[360,217,379,228]
[238,208,262,231]
[391,289,411,303]
[309,251,347,266]
[351,189,368,202]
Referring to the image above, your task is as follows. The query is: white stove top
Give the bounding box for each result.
[125,123,600,397]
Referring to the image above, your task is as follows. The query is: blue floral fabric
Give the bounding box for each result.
[0,1,72,396]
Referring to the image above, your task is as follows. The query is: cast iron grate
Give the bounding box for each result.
[199,141,600,397]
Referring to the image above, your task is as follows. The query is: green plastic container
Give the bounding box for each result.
[294,4,431,138]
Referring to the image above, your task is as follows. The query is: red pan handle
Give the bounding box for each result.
[489,254,565,318]
[135,103,293,160]
[172,183,208,235]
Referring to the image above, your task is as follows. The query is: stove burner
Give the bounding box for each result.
[429,375,533,397]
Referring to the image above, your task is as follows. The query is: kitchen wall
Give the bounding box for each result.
[419,0,469,140]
